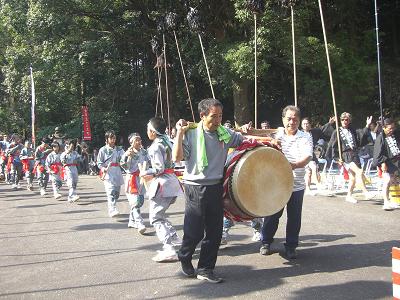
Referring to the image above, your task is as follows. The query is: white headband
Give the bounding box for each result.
[147,122,162,136]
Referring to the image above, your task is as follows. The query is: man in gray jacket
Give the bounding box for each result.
[173,98,245,283]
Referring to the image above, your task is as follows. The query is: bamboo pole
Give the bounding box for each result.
[318,0,342,160]
[374,0,384,122]
[254,13,258,129]
[198,34,215,99]
[291,5,297,107]
[163,34,171,132]
[173,30,195,122]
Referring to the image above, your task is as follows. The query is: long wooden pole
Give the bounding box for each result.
[374,0,384,122]
[291,6,297,107]
[318,0,342,160]
[163,34,171,132]
[198,34,215,99]
[254,14,258,129]
[173,30,195,122]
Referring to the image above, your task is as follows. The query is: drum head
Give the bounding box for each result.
[230,146,293,217]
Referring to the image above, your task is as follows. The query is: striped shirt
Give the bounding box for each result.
[275,127,313,191]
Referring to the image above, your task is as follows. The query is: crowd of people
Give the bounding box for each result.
[1,98,399,283]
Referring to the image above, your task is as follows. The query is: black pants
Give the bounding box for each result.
[178,183,223,271]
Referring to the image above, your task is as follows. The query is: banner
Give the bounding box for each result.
[81,105,92,141]
[30,66,36,147]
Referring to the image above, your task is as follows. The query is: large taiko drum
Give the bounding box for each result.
[223,145,294,220]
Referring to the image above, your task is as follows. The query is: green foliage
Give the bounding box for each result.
[0,0,399,140]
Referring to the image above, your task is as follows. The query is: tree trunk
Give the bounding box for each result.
[232,79,252,126]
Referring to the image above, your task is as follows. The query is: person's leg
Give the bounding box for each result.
[285,190,305,251]
[197,184,224,271]
[346,168,357,203]
[178,185,206,265]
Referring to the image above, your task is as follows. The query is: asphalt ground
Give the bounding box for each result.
[0,175,398,299]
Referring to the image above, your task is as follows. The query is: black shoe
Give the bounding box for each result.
[196,270,223,283]
[180,260,195,278]
[260,243,272,255]
[285,248,297,259]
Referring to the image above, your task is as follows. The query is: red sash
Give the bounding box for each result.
[163,168,175,175]
[21,158,34,173]
[128,170,140,194]
[6,156,13,172]
[98,162,120,179]
[50,162,64,180]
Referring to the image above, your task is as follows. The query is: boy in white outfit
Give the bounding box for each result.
[61,139,81,202]
[97,130,125,217]
[120,133,150,234]
[141,117,182,262]
[45,141,63,199]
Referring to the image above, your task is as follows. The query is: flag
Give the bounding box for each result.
[30,66,36,147]
[82,105,92,141]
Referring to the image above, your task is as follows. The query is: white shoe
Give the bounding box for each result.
[252,231,262,242]
[170,234,182,247]
[383,201,399,211]
[152,250,178,262]
[128,221,137,228]
[109,210,120,217]
[54,193,62,199]
[220,231,229,245]
[137,223,146,235]
[12,184,17,190]
[16,184,21,189]
[345,195,358,204]
[27,184,33,191]
[40,188,46,196]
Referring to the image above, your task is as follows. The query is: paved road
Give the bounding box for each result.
[0,176,398,299]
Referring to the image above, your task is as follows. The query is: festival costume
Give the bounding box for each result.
[61,151,81,202]
[178,123,243,271]
[20,147,35,190]
[144,136,182,261]
[35,145,51,194]
[97,145,124,216]
[327,126,370,168]
[261,128,313,253]
[7,143,23,189]
[373,130,400,210]
[120,148,149,231]
[46,151,63,198]
[0,139,10,180]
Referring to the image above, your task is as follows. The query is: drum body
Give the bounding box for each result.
[223,146,293,220]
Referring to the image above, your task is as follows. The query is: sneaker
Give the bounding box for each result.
[27,184,33,191]
[40,188,46,196]
[260,244,272,255]
[220,231,229,245]
[383,201,399,211]
[197,270,223,283]
[180,260,195,278]
[109,210,120,217]
[128,221,137,228]
[54,193,62,200]
[252,231,262,242]
[284,248,297,259]
[170,234,182,247]
[345,195,358,204]
[12,184,17,190]
[152,250,178,263]
[137,223,146,235]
